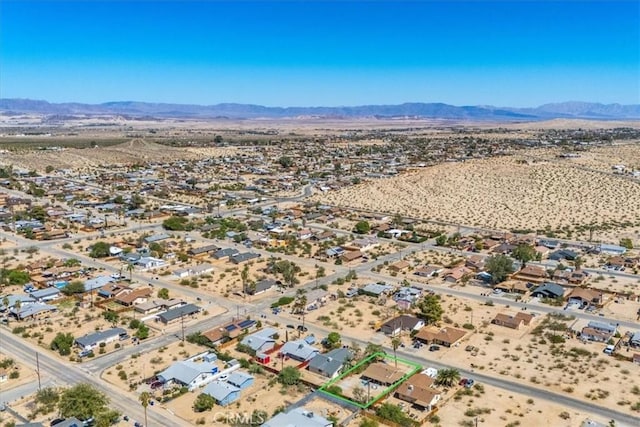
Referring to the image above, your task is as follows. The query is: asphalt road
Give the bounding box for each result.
[0,328,191,427]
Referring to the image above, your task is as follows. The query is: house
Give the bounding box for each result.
[12,303,57,321]
[28,287,61,302]
[361,362,405,386]
[231,252,261,264]
[380,315,425,336]
[630,332,640,348]
[83,276,113,293]
[393,286,422,308]
[203,381,240,406]
[587,321,617,336]
[202,319,257,345]
[245,279,277,295]
[135,256,166,270]
[75,328,128,350]
[389,260,411,272]
[599,244,627,256]
[580,327,610,343]
[344,237,379,252]
[134,298,183,314]
[157,360,222,391]
[492,312,534,330]
[493,280,532,294]
[98,282,132,299]
[530,282,565,299]
[341,250,363,263]
[465,255,485,271]
[262,407,333,427]
[513,265,548,283]
[325,247,345,258]
[240,328,278,353]
[553,269,589,285]
[212,248,239,260]
[0,368,7,383]
[443,266,474,283]
[549,249,578,261]
[414,326,466,347]
[414,265,441,278]
[279,339,320,362]
[539,239,560,249]
[307,348,352,378]
[157,303,201,324]
[361,283,394,297]
[144,233,170,244]
[226,371,254,390]
[395,373,441,411]
[192,263,214,276]
[567,288,603,306]
[188,244,219,257]
[115,287,153,306]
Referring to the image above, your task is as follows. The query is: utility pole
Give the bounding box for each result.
[35,352,41,391]
[181,314,185,342]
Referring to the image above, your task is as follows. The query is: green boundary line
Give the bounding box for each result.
[318,352,422,409]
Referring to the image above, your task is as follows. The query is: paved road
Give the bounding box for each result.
[0,328,191,427]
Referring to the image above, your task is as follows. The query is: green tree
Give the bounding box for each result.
[326,332,341,349]
[193,393,216,412]
[364,342,384,358]
[241,264,250,294]
[61,280,85,296]
[435,234,447,246]
[417,294,443,324]
[89,241,111,258]
[376,402,413,425]
[45,165,55,173]
[484,254,515,284]
[512,244,536,268]
[435,368,461,387]
[391,337,402,367]
[359,418,379,427]
[35,387,60,413]
[58,383,110,421]
[354,220,371,234]
[278,156,294,169]
[126,263,135,281]
[157,288,170,299]
[50,332,75,356]
[574,256,585,270]
[278,366,301,385]
[7,270,30,286]
[620,238,634,250]
[102,311,119,325]
[162,216,189,231]
[139,391,150,426]
[136,323,150,340]
[63,258,81,267]
[94,409,121,427]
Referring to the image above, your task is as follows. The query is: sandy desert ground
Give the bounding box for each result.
[313,145,640,234]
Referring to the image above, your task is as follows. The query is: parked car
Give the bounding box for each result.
[286,324,295,329]
[464,379,475,388]
[429,345,440,352]
[459,378,468,386]
[297,325,308,332]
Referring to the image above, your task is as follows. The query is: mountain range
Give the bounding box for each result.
[1,98,639,121]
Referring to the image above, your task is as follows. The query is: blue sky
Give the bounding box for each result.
[1,1,638,107]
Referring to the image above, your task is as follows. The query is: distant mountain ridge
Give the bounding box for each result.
[1,98,639,120]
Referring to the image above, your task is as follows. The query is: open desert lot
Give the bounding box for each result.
[313,149,640,233]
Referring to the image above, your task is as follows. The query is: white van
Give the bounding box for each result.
[603,345,615,355]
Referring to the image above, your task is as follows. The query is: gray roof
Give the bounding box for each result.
[144,233,170,243]
[362,283,393,295]
[308,348,352,377]
[262,407,332,427]
[75,327,127,348]
[14,303,56,319]
[158,360,219,385]
[227,371,254,388]
[587,321,617,333]
[532,282,565,298]
[158,303,201,322]
[241,328,277,351]
[231,252,261,263]
[252,279,276,293]
[280,340,319,361]
[84,276,113,292]
[213,248,239,259]
[0,294,35,310]
[29,287,61,299]
[203,380,240,401]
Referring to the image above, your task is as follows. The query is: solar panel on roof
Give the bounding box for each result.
[238,319,255,328]
[225,324,238,332]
